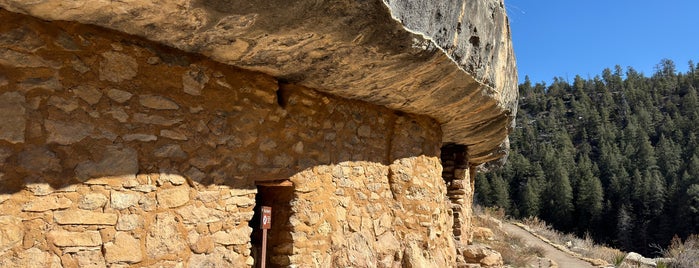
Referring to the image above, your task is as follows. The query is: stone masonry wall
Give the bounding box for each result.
[0,10,455,267]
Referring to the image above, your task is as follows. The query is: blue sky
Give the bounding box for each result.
[507,0,699,84]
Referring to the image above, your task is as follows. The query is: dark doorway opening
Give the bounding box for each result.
[249,180,294,268]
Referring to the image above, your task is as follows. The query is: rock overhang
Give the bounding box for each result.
[0,0,517,165]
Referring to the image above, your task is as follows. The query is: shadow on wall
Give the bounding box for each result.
[0,8,441,193]
[0,9,455,268]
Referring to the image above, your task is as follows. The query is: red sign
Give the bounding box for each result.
[260,206,272,229]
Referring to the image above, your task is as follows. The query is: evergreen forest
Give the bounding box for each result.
[476,59,699,255]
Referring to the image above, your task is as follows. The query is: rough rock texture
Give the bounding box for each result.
[0,11,456,267]
[0,0,517,164]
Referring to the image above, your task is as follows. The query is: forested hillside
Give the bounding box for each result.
[476,59,699,255]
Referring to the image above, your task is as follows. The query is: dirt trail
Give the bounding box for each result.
[502,222,596,268]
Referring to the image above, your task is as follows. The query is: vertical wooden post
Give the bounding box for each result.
[261,228,267,268]
[260,206,272,268]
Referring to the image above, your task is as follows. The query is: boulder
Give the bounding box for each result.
[462,244,503,267]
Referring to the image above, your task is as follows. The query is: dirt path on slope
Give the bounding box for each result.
[501,222,596,268]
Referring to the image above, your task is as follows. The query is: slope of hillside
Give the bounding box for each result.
[477,60,699,255]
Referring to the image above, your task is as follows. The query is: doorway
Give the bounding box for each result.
[249,180,294,268]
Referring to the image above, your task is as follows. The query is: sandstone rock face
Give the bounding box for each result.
[0,0,517,164]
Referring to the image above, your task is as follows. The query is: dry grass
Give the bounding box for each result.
[519,216,623,265]
[472,207,546,267]
[663,235,699,268]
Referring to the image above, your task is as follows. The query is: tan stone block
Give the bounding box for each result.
[116,214,143,231]
[100,227,116,243]
[138,95,179,110]
[104,232,142,264]
[212,227,251,245]
[146,213,186,258]
[156,185,190,208]
[208,221,223,233]
[110,190,140,210]
[0,91,26,144]
[190,235,214,254]
[75,250,106,268]
[22,196,72,212]
[49,230,102,247]
[79,193,108,210]
[106,88,133,103]
[73,85,102,105]
[0,216,23,253]
[54,210,118,225]
[99,51,137,82]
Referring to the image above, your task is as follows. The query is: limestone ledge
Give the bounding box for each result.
[0,0,518,164]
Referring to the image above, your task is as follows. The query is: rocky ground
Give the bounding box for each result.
[470,210,687,268]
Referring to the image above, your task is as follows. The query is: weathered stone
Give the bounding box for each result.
[99,51,138,82]
[22,195,71,212]
[0,216,23,253]
[197,191,220,203]
[49,230,102,247]
[54,210,118,225]
[146,213,187,258]
[106,107,129,122]
[18,146,61,172]
[160,129,188,140]
[47,96,79,112]
[72,57,91,73]
[122,133,158,142]
[472,227,495,241]
[182,67,209,96]
[259,139,277,151]
[212,227,251,245]
[116,214,144,231]
[79,193,108,210]
[0,247,62,268]
[104,232,143,264]
[189,235,214,254]
[0,147,11,164]
[45,119,94,145]
[622,252,658,267]
[0,91,26,143]
[18,76,63,93]
[0,48,56,68]
[185,167,206,182]
[176,205,224,224]
[132,113,182,126]
[73,85,103,105]
[75,250,107,268]
[147,56,160,64]
[106,88,133,103]
[110,191,140,209]
[139,95,179,110]
[74,145,138,181]
[154,144,188,159]
[159,173,187,185]
[0,26,44,51]
[462,244,503,267]
[156,185,190,208]
[188,249,245,268]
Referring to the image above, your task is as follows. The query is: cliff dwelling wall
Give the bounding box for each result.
[0,10,458,267]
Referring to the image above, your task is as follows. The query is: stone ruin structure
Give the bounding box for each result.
[0,0,516,267]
